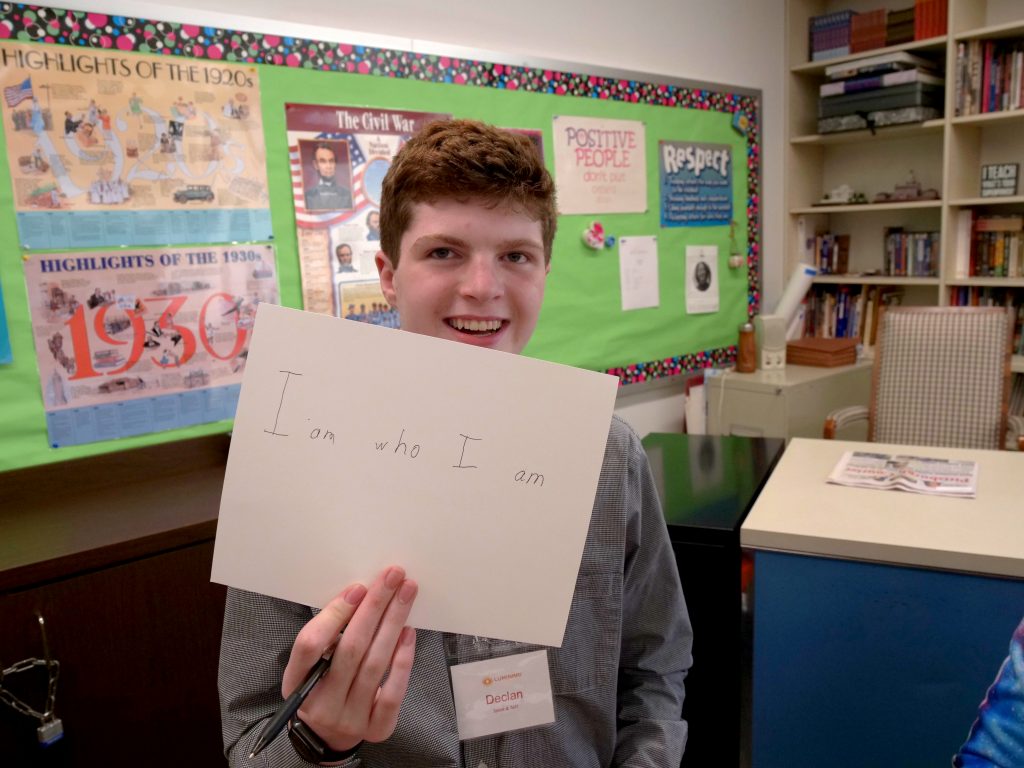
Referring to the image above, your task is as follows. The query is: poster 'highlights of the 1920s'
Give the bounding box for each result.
[284,103,448,320]
[24,244,278,447]
[0,40,271,249]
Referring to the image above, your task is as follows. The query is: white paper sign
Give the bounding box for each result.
[685,245,719,314]
[618,236,660,311]
[211,303,619,647]
[552,115,646,214]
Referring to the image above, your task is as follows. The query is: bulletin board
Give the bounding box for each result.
[0,4,761,472]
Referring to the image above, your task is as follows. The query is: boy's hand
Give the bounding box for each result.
[282,566,418,752]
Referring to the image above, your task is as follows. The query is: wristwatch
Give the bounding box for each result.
[288,715,362,764]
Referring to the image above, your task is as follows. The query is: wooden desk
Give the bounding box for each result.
[741,438,1024,768]
[0,436,230,767]
[643,433,784,768]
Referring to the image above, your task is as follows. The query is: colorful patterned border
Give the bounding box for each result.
[0,3,761,386]
[607,346,737,387]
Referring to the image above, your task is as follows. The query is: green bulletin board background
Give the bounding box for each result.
[0,5,761,473]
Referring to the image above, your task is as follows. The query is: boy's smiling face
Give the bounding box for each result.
[376,197,549,355]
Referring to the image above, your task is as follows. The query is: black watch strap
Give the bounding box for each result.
[287,715,361,764]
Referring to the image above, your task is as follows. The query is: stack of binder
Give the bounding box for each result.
[785,337,859,367]
[818,51,944,133]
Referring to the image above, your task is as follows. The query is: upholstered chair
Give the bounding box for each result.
[824,306,1024,450]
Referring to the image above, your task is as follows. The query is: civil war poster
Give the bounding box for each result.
[285,103,447,321]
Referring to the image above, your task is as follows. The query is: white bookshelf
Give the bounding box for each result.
[785,0,1024,342]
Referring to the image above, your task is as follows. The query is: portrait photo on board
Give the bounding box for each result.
[300,138,354,212]
[685,244,719,314]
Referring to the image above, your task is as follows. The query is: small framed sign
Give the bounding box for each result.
[980,163,1019,198]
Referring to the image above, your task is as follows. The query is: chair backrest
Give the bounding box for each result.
[870,306,1013,449]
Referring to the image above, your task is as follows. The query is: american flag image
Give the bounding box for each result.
[4,77,33,108]
[291,133,368,228]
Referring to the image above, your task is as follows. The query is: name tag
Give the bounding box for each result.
[449,650,554,740]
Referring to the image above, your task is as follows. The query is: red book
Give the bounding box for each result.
[915,0,929,39]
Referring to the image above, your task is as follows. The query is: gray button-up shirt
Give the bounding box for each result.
[219,416,693,766]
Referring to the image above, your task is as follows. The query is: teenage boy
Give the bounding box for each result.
[219,119,692,767]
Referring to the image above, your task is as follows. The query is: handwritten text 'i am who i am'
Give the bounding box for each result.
[261,371,547,487]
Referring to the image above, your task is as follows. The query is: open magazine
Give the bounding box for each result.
[827,451,978,498]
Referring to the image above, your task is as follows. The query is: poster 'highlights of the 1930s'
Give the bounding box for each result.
[24,244,278,447]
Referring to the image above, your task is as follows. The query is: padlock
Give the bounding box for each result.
[37,717,64,746]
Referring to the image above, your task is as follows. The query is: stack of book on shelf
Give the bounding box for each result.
[819,51,944,134]
[797,284,904,348]
[885,6,916,47]
[955,38,1024,116]
[813,2,945,62]
[809,10,857,61]
[913,0,947,40]
[955,211,1023,277]
[947,288,1024,355]
[811,232,851,274]
[800,285,862,340]
[883,228,939,276]
[786,336,859,367]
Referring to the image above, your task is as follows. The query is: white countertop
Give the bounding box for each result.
[740,438,1024,578]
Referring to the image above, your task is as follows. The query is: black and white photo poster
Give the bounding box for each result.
[685,245,719,314]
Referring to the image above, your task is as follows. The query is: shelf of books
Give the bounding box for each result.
[949,210,1022,273]
[792,283,1023,371]
[786,0,950,318]
[952,22,1024,118]
[794,283,908,348]
[946,207,1024,372]
[786,0,1024,419]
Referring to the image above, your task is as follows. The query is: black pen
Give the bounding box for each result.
[249,636,340,759]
